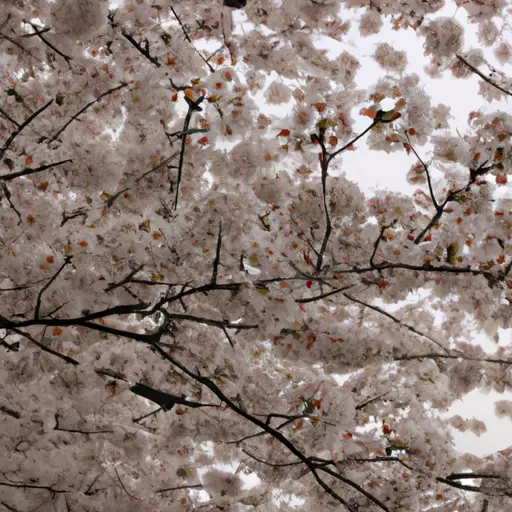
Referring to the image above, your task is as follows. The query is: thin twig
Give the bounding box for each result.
[344,293,449,352]
[49,83,128,142]
[156,483,203,493]
[54,414,113,435]
[34,256,72,319]
[211,221,222,284]
[2,324,79,366]
[456,54,512,98]
[113,467,137,500]
[0,99,54,159]
[170,6,215,73]
[25,21,72,68]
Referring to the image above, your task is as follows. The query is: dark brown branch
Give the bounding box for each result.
[412,166,489,245]
[54,414,113,435]
[316,136,332,273]
[405,135,439,211]
[83,472,104,496]
[436,476,486,493]
[355,391,390,411]
[0,99,54,159]
[0,277,47,293]
[113,467,137,500]
[165,313,257,330]
[456,54,512,98]
[133,407,162,423]
[396,353,512,366]
[344,292,448,352]
[316,121,377,272]
[446,473,502,481]
[0,405,20,419]
[1,500,20,512]
[241,448,304,468]
[49,83,128,142]
[296,285,354,304]
[156,483,203,493]
[25,21,72,67]
[172,96,205,210]
[21,27,51,37]
[0,159,72,181]
[170,6,215,73]
[0,107,20,128]
[370,221,396,269]
[105,265,144,293]
[333,260,495,279]
[211,222,222,284]
[3,325,79,366]
[34,256,72,319]
[107,11,160,67]
[135,153,179,183]
[144,344,369,512]
[130,382,218,410]
[0,31,41,62]
[0,182,22,224]
[327,121,376,163]
[0,481,66,493]
[315,464,390,511]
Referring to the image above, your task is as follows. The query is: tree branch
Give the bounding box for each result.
[0,159,72,181]
[49,83,128,142]
[0,99,54,159]
[456,54,512,98]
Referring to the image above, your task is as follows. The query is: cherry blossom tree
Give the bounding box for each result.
[1,0,512,510]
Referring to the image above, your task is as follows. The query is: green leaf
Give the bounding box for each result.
[446,241,459,265]
[160,32,171,45]
[315,118,336,130]
[55,92,65,106]
[6,88,17,96]
[376,109,401,123]
[257,287,269,295]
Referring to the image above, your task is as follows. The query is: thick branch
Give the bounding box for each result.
[0,159,72,181]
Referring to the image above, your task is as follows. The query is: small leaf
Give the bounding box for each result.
[296,165,312,175]
[446,241,459,265]
[315,118,336,130]
[55,92,65,106]
[160,31,171,45]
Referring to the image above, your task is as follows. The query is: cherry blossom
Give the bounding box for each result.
[0,0,511,510]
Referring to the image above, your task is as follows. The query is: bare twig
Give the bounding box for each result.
[0,99,54,159]
[211,221,222,284]
[456,54,512,98]
[54,414,113,435]
[170,6,215,73]
[344,293,448,352]
[25,21,72,67]
[113,467,137,500]
[2,324,79,366]
[34,256,72,319]
[156,483,203,493]
[49,83,128,142]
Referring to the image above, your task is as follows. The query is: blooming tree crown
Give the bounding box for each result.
[0,0,512,510]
